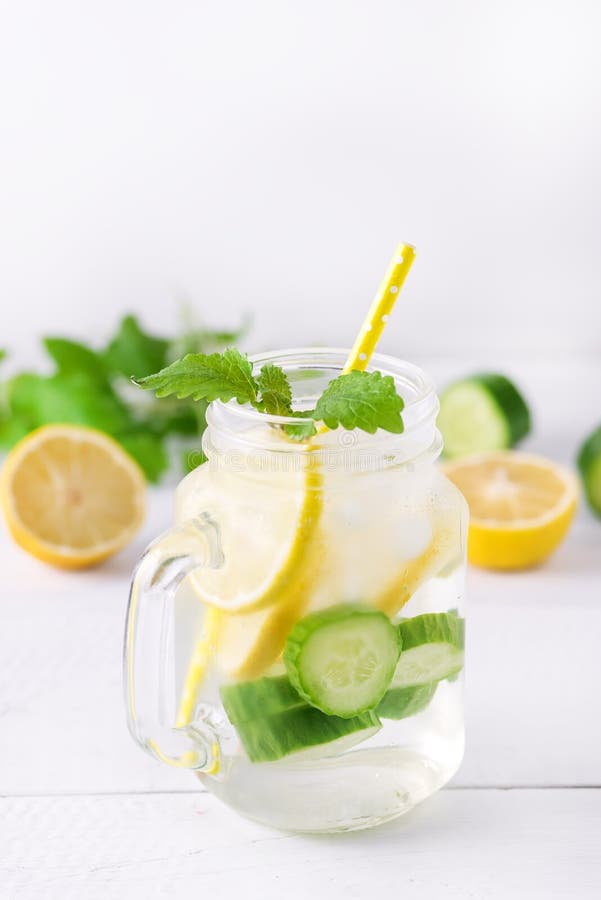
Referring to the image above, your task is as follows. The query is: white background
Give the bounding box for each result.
[1,0,600,362]
[2,8,601,894]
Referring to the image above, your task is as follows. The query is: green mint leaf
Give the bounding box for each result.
[117,431,169,483]
[284,410,317,441]
[136,397,204,439]
[8,372,133,435]
[104,315,169,379]
[256,364,293,416]
[284,420,317,441]
[0,415,30,450]
[44,337,108,382]
[181,446,208,474]
[209,327,249,344]
[314,370,404,434]
[169,318,250,359]
[154,401,203,437]
[135,348,259,405]
[0,349,6,364]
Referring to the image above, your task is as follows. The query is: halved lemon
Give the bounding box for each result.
[443,451,578,570]
[1,424,146,568]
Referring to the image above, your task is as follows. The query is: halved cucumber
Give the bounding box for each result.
[376,681,438,720]
[284,605,401,719]
[438,373,531,459]
[391,613,464,687]
[221,675,305,724]
[577,424,601,517]
[234,706,381,763]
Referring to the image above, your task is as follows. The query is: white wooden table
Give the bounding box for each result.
[2,360,600,899]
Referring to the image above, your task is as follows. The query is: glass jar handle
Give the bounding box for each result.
[124,513,223,770]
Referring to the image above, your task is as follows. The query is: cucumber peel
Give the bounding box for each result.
[391,613,464,687]
[438,373,531,459]
[231,705,381,763]
[577,424,601,517]
[376,681,438,719]
[221,675,305,723]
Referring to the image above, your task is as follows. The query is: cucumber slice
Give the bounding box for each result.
[577,424,601,517]
[220,673,382,762]
[221,675,305,724]
[235,706,381,763]
[284,605,401,718]
[438,373,531,459]
[376,681,438,720]
[391,613,464,687]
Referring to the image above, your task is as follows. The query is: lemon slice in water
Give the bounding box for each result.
[176,465,323,714]
[177,441,322,615]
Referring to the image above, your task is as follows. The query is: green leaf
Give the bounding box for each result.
[314,370,405,434]
[181,446,208,474]
[284,410,317,441]
[256,364,293,416]
[0,349,6,364]
[136,348,259,404]
[117,431,169,483]
[104,315,169,379]
[168,318,250,359]
[129,399,204,440]
[0,415,30,450]
[7,372,133,435]
[155,402,202,437]
[44,337,108,382]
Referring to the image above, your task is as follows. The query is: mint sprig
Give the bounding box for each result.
[104,314,170,379]
[137,350,405,438]
[0,314,243,482]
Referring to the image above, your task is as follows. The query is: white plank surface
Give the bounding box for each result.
[3,789,600,900]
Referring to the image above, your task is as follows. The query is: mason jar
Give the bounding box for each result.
[124,348,468,833]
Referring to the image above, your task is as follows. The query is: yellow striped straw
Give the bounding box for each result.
[176,607,220,728]
[343,241,416,373]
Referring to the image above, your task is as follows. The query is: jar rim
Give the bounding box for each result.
[205,348,441,464]
[210,346,437,426]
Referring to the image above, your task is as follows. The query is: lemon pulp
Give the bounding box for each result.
[444,451,578,570]
[1,424,145,568]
